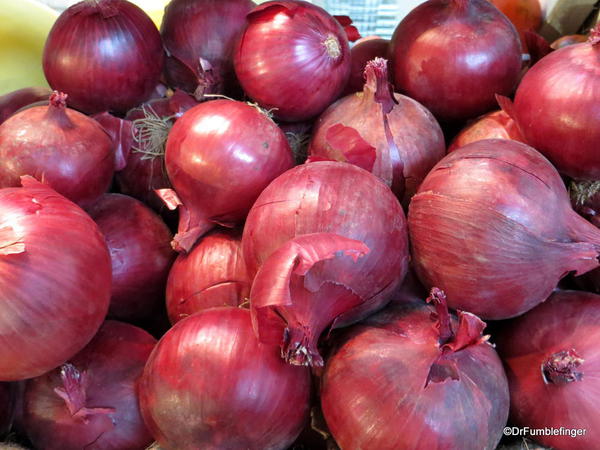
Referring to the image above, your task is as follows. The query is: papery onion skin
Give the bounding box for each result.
[139,307,311,450]
[161,0,254,97]
[510,35,600,180]
[161,99,294,253]
[447,108,525,152]
[390,0,522,123]
[0,177,111,381]
[321,289,509,450]
[408,139,600,320]
[0,92,114,208]
[344,38,389,94]
[243,162,409,366]
[43,0,164,114]
[23,320,156,450]
[87,194,175,323]
[0,87,52,124]
[309,58,445,201]
[233,0,351,122]
[496,290,600,450]
[166,229,250,324]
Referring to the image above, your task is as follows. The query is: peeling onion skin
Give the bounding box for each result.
[496,291,600,450]
[390,0,522,123]
[233,1,351,122]
[166,228,251,324]
[139,307,311,450]
[243,162,409,367]
[43,0,164,114]
[23,321,156,450]
[510,35,600,180]
[0,93,114,208]
[408,139,600,320]
[309,58,445,203]
[161,99,294,253]
[0,177,111,381]
[87,194,175,323]
[447,109,525,152]
[321,290,509,450]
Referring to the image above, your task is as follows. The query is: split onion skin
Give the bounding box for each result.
[309,58,445,202]
[23,321,156,450]
[161,99,294,253]
[321,290,509,450]
[243,162,409,366]
[447,108,525,152]
[496,290,600,449]
[87,194,175,323]
[509,35,600,180]
[139,307,311,450]
[390,0,522,123]
[233,0,351,122]
[43,0,164,114]
[0,92,114,208]
[0,177,111,381]
[161,0,254,97]
[166,228,251,324]
[408,139,600,319]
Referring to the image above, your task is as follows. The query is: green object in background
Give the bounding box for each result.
[0,0,58,95]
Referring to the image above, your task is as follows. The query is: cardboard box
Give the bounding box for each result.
[539,0,598,41]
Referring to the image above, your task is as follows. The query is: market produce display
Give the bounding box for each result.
[0,0,598,448]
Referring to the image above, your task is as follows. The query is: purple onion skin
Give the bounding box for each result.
[23,321,156,450]
[390,0,522,123]
[43,0,164,114]
[0,87,52,124]
[321,297,509,450]
[161,0,254,96]
[233,1,351,122]
[0,178,111,381]
[511,39,600,180]
[496,290,600,450]
[139,307,311,449]
[409,139,600,320]
[87,194,175,323]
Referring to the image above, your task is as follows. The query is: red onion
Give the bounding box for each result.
[0,177,111,381]
[0,92,114,208]
[489,0,542,45]
[243,162,409,367]
[344,38,389,94]
[139,307,311,449]
[448,107,525,152]
[161,0,254,97]
[0,87,52,124]
[43,0,164,114]
[158,99,294,252]
[321,288,509,450]
[390,0,522,123]
[87,194,175,322]
[507,28,600,180]
[408,139,600,320]
[496,290,600,449]
[308,58,445,201]
[166,229,250,324]
[0,383,15,437]
[23,321,156,450]
[233,1,351,122]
